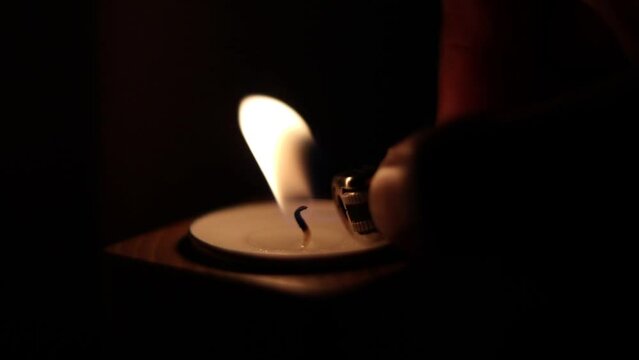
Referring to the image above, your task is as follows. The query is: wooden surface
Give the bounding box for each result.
[104,218,407,297]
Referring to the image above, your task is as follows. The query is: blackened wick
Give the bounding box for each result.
[294,205,311,248]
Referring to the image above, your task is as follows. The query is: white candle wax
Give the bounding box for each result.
[190,199,386,260]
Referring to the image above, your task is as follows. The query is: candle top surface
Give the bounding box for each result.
[190,200,388,261]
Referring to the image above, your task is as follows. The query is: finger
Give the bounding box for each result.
[369,131,428,251]
[438,1,538,123]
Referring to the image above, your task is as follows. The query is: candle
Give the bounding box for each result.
[190,199,385,259]
[190,95,387,260]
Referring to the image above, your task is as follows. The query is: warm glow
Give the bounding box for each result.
[239,95,314,215]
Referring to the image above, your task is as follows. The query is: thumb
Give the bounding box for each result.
[369,131,428,252]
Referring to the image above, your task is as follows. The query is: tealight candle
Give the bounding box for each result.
[190,200,385,260]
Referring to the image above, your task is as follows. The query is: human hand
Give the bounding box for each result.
[369,0,638,255]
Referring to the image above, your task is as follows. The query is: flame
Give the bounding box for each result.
[239,95,314,215]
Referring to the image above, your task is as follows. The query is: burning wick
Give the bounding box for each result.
[294,205,311,248]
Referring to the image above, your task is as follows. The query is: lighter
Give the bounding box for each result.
[332,167,384,243]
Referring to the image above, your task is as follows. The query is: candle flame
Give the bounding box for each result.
[239,95,314,215]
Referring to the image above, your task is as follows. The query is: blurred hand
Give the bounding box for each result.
[369,0,638,254]
[367,2,638,356]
